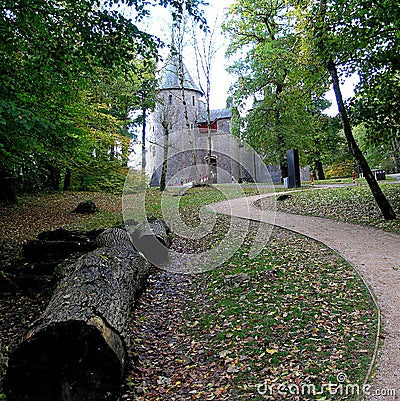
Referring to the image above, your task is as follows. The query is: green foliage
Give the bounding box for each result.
[224,0,400,173]
[352,124,397,173]
[351,74,400,172]
[224,0,397,218]
[223,0,340,173]
[0,0,206,195]
[325,160,354,179]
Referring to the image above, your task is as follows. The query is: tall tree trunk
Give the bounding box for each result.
[109,145,115,160]
[160,126,169,191]
[391,136,400,172]
[48,165,61,191]
[178,55,199,184]
[207,110,213,185]
[142,108,147,172]
[327,58,396,220]
[63,168,71,191]
[275,82,288,182]
[0,170,17,204]
[279,158,288,181]
[315,160,325,180]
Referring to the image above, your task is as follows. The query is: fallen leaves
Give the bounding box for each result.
[0,188,380,400]
[256,185,400,234]
[121,221,377,400]
[0,191,123,271]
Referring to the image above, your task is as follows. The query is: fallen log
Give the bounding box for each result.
[23,228,104,263]
[129,217,171,266]
[5,221,168,401]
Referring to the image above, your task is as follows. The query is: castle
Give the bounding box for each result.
[146,55,276,186]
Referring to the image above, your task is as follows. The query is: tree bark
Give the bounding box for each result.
[178,55,200,184]
[23,228,103,263]
[4,222,168,401]
[0,175,17,204]
[142,108,147,172]
[391,136,400,172]
[275,82,288,182]
[47,165,61,191]
[279,158,288,181]
[315,160,325,180]
[160,124,169,191]
[327,58,396,220]
[63,168,71,191]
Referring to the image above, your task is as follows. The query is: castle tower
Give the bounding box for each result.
[147,55,205,185]
[145,55,270,186]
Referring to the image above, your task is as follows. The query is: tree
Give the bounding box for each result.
[223,0,332,181]
[296,0,397,220]
[192,15,220,184]
[304,105,343,180]
[125,64,159,173]
[0,0,206,200]
[351,73,400,172]
[353,0,400,173]
[225,0,396,219]
[149,74,181,191]
[171,18,201,184]
[352,124,397,173]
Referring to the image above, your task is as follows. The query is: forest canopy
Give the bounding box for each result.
[0,0,206,196]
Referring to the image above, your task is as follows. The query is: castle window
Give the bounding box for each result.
[169,94,173,104]
[192,96,195,106]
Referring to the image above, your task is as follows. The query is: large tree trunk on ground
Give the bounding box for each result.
[23,227,103,263]
[5,222,167,401]
[327,58,396,220]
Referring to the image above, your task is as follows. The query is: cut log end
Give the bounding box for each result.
[5,320,124,401]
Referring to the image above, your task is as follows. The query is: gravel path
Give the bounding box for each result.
[209,193,400,401]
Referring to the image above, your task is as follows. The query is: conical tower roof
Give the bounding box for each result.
[160,55,203,95]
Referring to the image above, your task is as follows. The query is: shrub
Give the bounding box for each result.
[325,160,354,179]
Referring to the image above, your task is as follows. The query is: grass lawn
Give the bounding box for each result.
[124,186,378,400]
[179,222,377,400]
[0,186,379,400]
[259,184,400,234]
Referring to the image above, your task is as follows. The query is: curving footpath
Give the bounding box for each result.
[210,193,400,401]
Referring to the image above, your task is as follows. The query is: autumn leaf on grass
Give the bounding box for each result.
[266,348,278,355]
